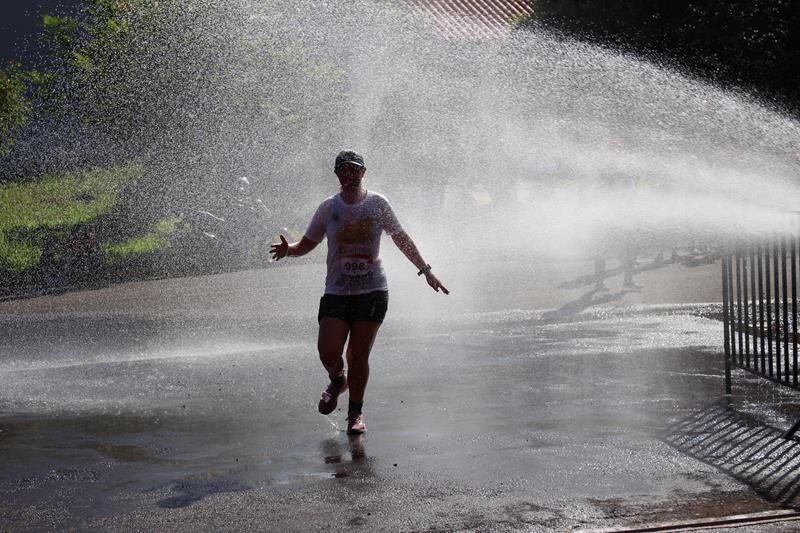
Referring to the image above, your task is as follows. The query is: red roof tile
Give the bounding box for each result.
[402,0,533,39]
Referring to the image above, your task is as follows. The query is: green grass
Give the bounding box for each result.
[0,162,142,272]
[0,238,40,272]
[102,216,179,263]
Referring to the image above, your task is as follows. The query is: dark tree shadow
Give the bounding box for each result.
[662,403,800,508]
[158,478,251,508]
[557,253,710,291]
[542,288,631,321]
[558,265,629,290]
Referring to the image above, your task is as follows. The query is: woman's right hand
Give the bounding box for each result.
[269,234,290,261]
[424,271,449,295]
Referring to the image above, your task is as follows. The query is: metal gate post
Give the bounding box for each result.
[783,418,800,440]
[723,247,732,395]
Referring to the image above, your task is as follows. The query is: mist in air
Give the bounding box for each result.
[12,0,800,268]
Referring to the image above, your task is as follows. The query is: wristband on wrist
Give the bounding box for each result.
[417,264,432,276]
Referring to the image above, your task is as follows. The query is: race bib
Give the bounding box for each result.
[340,256,374,276]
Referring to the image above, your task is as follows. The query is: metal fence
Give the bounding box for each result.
[722,221,800,438]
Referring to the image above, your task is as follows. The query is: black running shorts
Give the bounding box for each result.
[318,290,389,325]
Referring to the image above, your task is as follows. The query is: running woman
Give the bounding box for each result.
[270,150,449,434]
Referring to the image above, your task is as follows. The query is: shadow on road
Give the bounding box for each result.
[542,288,632,321]
[663,403,800,508]
[158,478,251,508]
[557,253,717,291]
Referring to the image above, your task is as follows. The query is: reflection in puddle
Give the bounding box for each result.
[349,435,366,462]
[81,442,172,464]
[318,435,373,480]
[270,435,374,485]
[275,472,340,484]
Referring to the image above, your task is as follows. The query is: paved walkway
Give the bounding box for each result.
[2,259,800,531]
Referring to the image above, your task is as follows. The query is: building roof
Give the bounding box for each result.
[402,0,533,39]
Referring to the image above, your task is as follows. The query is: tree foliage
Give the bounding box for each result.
[0,63,31,158]
[2,0,347,215]
[524,0,800,112]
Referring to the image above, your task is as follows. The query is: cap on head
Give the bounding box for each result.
[335,150,365,170]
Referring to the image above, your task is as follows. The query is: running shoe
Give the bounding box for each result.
[347,412,366,434]
[318,376,348,415]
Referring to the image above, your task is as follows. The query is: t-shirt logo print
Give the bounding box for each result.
[336,218,374,244]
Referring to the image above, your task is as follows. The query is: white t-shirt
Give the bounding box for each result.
[304,190,403,295]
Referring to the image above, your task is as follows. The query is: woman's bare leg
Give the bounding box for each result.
[318,318,350,377]
[346,321,382,404]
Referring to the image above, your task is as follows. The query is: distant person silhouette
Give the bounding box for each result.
[270,150,448,434]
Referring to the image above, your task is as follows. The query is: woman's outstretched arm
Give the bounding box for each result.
[391,231,449,294]
[270,235,318,261]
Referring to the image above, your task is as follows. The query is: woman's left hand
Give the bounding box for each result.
[425,271,449,294]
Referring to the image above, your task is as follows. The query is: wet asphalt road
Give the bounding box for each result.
[3,259,800,531]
